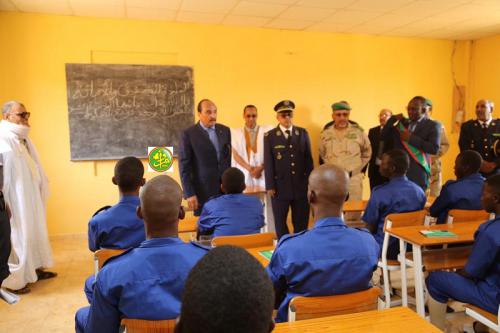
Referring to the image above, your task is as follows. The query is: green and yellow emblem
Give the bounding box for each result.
[148,147,174,172]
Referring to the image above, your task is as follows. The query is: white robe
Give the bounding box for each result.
[0,121,52,290]
[231,125,272,188]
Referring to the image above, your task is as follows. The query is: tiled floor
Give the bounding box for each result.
[0,234,92,332]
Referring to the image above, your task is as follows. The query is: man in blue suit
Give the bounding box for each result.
[179,99,231,216]
[381,96,441,191]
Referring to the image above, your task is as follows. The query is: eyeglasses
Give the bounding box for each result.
[12,112,30,119]
[279,112,293,118]
[334,112,349,117]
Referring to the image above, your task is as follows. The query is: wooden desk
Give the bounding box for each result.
[247,246,274,267]
[387,221,482,317]
[273,307,441,332]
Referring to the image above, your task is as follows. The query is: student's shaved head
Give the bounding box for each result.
[308,164,349,212]
[139,175,183,233]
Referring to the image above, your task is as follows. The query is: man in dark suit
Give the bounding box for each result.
[264,100,313,239]
[368,108,392,190]
[459,99,499,178]
[179,99,231,216]
[381,96,441,191]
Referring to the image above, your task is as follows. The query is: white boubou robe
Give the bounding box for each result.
[230,125,272,188]
[0,120,53,290]
[231,125,275,232]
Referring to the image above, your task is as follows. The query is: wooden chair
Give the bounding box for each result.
[447,209,491,224]
[211,232,276,248]
[378,210,429,308]
[288,287,381,322]
[120,318,176,333]
[343,200,368,213]
[464,304,499,332]
[178,215,198,240]
[94,248,126,275]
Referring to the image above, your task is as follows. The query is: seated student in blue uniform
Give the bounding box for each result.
[266,164,379,322]
[83,156,146,303]
[362,149,426,259]
[426,174,500,331]
[197,167,264,238]
[75,175,209,333]
[429,150,485,224]
[175,245,275,333]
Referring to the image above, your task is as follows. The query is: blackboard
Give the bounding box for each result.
[65,63,194,161]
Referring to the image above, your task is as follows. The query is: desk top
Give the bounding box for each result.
[387,221,482,246]
[273,307,440,332]
[247,246,274,267]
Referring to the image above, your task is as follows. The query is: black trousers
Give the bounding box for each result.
[0,194,10,285]
[271,197,309,239]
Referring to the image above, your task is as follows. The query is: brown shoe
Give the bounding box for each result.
[6,286,30,294]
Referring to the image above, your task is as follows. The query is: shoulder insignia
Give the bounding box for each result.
[277,230,307,247]
[101,248,134,268]
[190,241,212,251]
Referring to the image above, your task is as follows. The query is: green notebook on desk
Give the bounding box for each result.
[259,250,274,260]
[420,230,457,238]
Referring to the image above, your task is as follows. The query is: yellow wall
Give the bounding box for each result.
[0,12,463,235]
[470,35,500,118]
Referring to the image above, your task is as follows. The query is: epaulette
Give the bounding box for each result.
[190,241,212,251]
[101,247,134,268]
[354,227,371,234]
[276,229,307,247]
[92,205,112,217]
[350,121,364,131]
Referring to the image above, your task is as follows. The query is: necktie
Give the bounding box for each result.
[285,129,291,142]
[207,127,220,161]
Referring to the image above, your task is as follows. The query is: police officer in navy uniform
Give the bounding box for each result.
[459,99,500,177]
[264,100,313,239]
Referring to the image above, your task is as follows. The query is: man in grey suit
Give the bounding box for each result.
[179,99,231,216]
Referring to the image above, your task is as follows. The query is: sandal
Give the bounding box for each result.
[6,286,30,294]
[36,270,57,280]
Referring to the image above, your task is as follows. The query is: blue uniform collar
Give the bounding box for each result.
[459,173,485,182]
[139,237,184,248]
[119,195,140,204]
[389,175,408,183]
[313,217,346,229]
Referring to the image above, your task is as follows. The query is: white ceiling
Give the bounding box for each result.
[1,0,500,40]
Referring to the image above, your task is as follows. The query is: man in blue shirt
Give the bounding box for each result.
[84,156,146,303]
[175,246,275,333]
[362,149,426,259]
[197,167,264,238]
[75,175,209,333]
[426,174,500,331]
[429,150,485,224]
[266,164,379,322]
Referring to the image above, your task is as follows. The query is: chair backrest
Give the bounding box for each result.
[121,318,176,333]
[94,248,126,273]
[288,287,381,321]
[447,209,491,224]
[211,232,276,248]
[343,200,368,213]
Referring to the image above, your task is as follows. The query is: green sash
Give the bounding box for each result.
[396,121,431,185]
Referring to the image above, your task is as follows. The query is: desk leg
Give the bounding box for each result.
[413,244,425,317]
[262,194,276,234]
[399,239,408,307]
